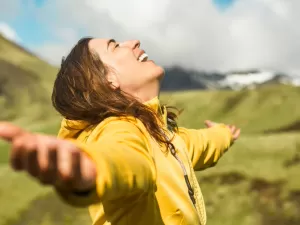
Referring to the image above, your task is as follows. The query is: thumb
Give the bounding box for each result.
[204,120,216,128]
[0,122,25,142]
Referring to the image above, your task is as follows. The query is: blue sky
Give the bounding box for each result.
[213,0,235,10]
[5,0,57,46]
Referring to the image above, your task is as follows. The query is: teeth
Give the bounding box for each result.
[138,53,148,62]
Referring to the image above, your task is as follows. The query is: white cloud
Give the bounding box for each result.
[259,0,289,18]
[86,0,172,30]
[2,0,300,73]
[33,43,71,65]
[0,0,22,20]
[0,22,21,43]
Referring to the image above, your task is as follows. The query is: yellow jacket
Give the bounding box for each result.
[57,97,233,225]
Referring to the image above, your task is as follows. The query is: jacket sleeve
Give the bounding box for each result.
[56,121,156,207]
[177,124,233,171]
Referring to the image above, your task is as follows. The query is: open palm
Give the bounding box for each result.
[204,120,241,141]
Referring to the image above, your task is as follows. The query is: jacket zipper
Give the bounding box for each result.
[161,128,196,206]
[168,142,196,205]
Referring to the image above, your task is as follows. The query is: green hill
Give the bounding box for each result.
[0,35,58,125]
[161,85,300,134]
[0,36,300,225]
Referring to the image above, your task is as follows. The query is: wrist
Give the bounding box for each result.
[72,187,95,196]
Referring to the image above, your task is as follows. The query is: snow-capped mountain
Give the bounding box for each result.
[162,67,300,91]
[218,70,300,90]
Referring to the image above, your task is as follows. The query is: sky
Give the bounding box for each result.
[0,0,299,74]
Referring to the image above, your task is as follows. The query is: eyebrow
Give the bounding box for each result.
[107,39,116,50]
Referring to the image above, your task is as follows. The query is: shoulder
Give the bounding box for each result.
[89,116,150,141]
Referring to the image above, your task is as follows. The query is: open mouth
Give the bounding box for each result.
[138,53,148,62]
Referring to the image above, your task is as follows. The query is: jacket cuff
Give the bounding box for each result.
[55,186,100,207]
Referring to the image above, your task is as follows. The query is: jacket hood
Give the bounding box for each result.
[57,96,167,139]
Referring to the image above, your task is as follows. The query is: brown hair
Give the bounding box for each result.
[51,37,179,148]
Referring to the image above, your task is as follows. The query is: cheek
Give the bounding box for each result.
[117,68,147,93]
[113,56,137,74]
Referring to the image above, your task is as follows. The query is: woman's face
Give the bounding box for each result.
[89,38,165,102]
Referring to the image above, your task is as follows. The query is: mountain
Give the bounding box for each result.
[160,66,207,91]
[219,70,300,90]
[162,66,300,91]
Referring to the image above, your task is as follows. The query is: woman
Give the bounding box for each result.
[0,37,240,225]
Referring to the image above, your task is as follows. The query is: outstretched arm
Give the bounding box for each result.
[0,121,156,207]
[60,121,156,206]
[177,120,240,171]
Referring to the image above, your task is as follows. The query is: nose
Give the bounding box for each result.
[121,40,140,49]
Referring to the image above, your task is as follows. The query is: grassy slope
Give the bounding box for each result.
[1,36,300,225]
[0,35,58,125]
[160,85,300,133]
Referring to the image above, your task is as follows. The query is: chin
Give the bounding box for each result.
[154,65,165,80]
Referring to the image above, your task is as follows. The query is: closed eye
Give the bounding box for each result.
[115,43,120,49]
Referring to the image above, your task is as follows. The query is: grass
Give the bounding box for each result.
[160,85,300,134]
[199,132,300,225]
[0,35,58,123]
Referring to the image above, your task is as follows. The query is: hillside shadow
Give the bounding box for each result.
[0,59,42,108]
[264,120,300,134]
[0,59,50,120]
[250,178,300,225]
[283,143,300,168]
[221,90,249,114]
[201,172,300,225]
[6,192,90,225]
[201,171,247,185]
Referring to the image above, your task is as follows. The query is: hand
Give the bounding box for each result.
[0,122,97,192]
[204,120,241,141]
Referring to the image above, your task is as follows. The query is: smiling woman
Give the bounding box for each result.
[53,37,172,147]
[87,38,164,102]
[0,37,240,225]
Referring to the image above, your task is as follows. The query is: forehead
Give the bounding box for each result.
[88,38,110,52]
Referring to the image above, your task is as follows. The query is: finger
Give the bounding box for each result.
[77,153,97,191]
[71,149,81,188]
[38,150,58,185]
[204,120,215,128]
[10,135,28,171]
[24,136,39,177]
[56,143,76,189]
[0,122,25,142]
[233,129,241,140]
[204,120,211,127]
[229,125,236,133]
[227,125,232,132]
[45,146,58,184]
[37,136,58,185]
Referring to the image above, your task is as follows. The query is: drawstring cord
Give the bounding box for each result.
[161,129,197,206]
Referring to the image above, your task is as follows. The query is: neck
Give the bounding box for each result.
[136,83,160,103]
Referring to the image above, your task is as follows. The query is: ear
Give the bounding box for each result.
[107,72,120,90]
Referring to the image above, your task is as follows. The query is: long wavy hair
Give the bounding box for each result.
[51,37,179,148]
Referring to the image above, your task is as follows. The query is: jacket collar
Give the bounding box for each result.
[58,96,167,139]
[144,96,168,127]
